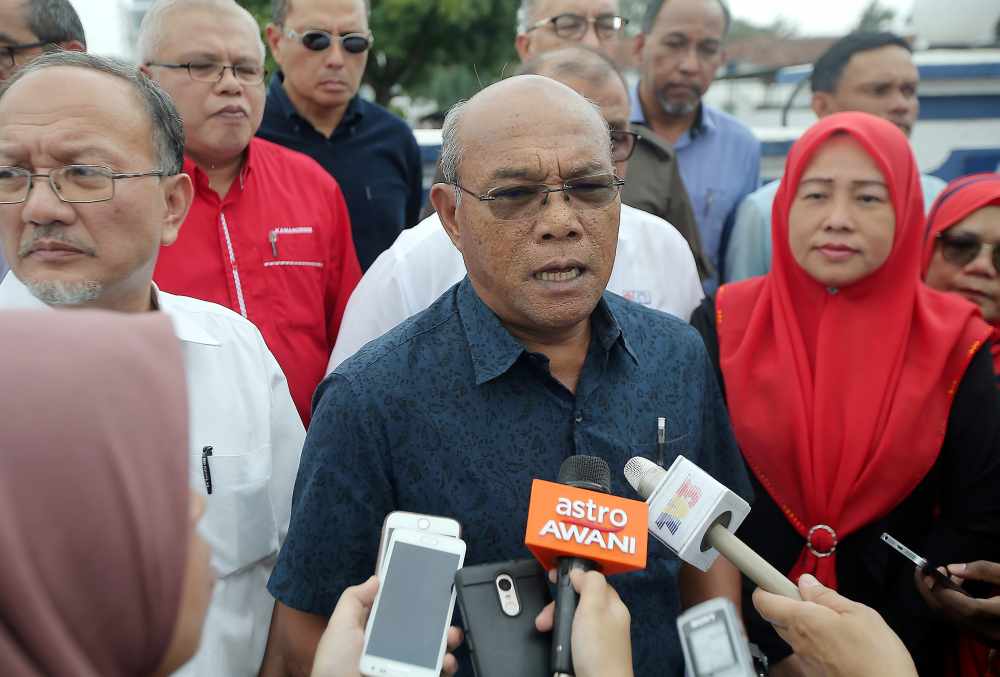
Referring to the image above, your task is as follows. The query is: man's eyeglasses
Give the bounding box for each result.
[527,13,628,41]
[145,62,267,85]
[611,130,640,162]
[937,231,1000,272]
[284,28,373,54]
[0,165,165,204]
[0,41,51,69]
[452,172,625,221]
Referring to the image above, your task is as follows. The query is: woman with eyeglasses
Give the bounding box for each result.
[923,173,1000,383]
[689,112,1000,676]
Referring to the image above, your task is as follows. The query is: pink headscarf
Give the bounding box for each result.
[0,310,190,677]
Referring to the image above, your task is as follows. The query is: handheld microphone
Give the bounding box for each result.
[625,455,800,600]
[524,456,648,677]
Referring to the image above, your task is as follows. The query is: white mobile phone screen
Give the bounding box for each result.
[366,541,461,668]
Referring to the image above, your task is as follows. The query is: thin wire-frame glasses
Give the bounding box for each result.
[0,165,165,204]
[452,172,626,221]
[145,61,267,85]
[528,13,628,41]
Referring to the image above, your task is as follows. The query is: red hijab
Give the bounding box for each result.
[921,173,1000,376]
[716,112,993,588]
[0,310,190,677]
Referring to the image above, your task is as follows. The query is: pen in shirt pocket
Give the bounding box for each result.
[201,446,213,495]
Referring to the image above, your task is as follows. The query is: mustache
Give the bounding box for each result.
[18,226,97,258]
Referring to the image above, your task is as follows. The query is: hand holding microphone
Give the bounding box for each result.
[625,455,800,600]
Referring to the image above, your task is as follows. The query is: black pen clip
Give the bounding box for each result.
[201,446,213,495]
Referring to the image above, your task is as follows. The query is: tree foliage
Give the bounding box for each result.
[236,0,517,107]
[856,0,896,32]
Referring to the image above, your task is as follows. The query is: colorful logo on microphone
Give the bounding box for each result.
[655,476,702,535]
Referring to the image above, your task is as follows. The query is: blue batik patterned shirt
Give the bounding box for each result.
[268,277,753,676]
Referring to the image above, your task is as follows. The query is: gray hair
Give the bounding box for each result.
[25,0,87,49]
[516,0,538,33]
[271,0,371,25]
[0,52,185,175]
[642,0,731,35]
[439,99,469,205]
[138,0,265,64]
[517,44,628,96]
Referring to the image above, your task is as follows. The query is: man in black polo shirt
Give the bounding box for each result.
[261,0,422,270]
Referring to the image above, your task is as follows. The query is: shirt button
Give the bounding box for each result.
[574,413,584,424]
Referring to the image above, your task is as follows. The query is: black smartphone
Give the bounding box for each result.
[454,558,552,677]
[881,533,969,595]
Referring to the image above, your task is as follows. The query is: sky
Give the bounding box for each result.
[729,0,915,35]
[73,0,923,60]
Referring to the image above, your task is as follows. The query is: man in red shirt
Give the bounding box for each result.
[140,0,361,425]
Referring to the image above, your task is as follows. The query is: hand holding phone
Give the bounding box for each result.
[360,528,466,677]
[880,533,969,595]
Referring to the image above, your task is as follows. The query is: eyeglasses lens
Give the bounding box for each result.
[342,35,371,53]
[487,175,622,221]
[940,235,1000,271]
[302,31,332,51]
[552,14,587,39]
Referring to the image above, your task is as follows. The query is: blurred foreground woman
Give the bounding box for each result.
[690,112,1000,675]
[0,310,210,676]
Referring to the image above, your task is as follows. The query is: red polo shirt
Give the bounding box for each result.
[155,138,361,425]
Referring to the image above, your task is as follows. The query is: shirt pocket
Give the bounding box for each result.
[264,226,326,330]
[201,444,279,578]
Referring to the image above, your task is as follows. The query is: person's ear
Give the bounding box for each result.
[811,92,833,119]
[514,33,532,61]
[59,40,85,53]
[431,183,462,252]
[159,173,194,247]
[265,24,284,67]
[633,33,646,61]
[139,63,155,79]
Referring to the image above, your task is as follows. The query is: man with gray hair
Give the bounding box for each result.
[327,45,704,371]
[262,74,751,677]
[139,0,362,426]
[0,51,305,677]
[0,0,87,279]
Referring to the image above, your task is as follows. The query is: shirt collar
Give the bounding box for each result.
[0,273,221,347]
[456,278,637,385]
[269,71,364,129]
[182,140,255,195]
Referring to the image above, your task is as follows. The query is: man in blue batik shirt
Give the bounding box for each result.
[631,0,761,290]
[260,75,753,677]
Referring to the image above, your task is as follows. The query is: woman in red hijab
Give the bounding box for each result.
[691,112,1000,675]
[923,173,1000,383]
[0,310,213,677]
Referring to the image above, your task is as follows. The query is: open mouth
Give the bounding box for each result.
[535,267,582,282]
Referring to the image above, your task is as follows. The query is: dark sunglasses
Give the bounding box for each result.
[284,28,373,54]
[937,231,1000,272]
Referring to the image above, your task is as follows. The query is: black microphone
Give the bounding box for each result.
[551,455,612,677]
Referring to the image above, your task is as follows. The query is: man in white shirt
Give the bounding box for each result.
[328,45,703,371]
[0,51,304,677]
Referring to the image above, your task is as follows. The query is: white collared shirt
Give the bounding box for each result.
[0,273,305,677]
[327,204,704,372]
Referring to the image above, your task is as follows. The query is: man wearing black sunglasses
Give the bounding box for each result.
[0,0,86,280]
[261,0,423,271]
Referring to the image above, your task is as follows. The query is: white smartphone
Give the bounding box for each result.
[677,598,756,677]
[360,528,466,677]
[375,511,461,576]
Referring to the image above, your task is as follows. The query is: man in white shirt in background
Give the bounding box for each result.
[328,45,703,371]
[725,32,947,282]
[0,52,304,677]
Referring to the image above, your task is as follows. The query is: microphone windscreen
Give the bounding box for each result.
[558,455,611,493]
[624,456,667,499]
